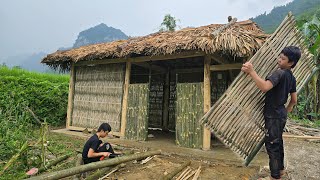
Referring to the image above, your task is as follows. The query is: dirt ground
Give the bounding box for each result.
[53,129,320,180]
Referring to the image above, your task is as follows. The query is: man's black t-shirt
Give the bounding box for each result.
[82,134,101,159]
[264,69,296,118]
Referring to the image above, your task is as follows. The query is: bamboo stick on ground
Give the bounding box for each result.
[161,161,191,180]
[27,150,161,180]
[97,163,126,180]
[38,154,70,173]
[183,170,197,180]
[192,166,201,180]
[86,167,111,180]
[0,141,28,176]
[176,166,191,180]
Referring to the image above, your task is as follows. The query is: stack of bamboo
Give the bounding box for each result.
[200,12,316,165]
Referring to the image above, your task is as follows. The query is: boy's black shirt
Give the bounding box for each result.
[82,134,102,159]
[264,69,296,118]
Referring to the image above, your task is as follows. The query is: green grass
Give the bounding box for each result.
[0,66,69,83]
[0,132,86,180]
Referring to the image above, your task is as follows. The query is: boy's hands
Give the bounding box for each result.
[102,152,111,157]
[241,62,254,74]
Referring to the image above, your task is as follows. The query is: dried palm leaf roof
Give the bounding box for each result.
[42,20,269,70]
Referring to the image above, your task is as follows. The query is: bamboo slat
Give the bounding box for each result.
[176,83,204,148]
[71,63,125,132]
[125,83,149,141]
[200,13,316,165]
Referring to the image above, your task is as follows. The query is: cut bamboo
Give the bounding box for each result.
[27,150,161,180]
[161,161,191,180]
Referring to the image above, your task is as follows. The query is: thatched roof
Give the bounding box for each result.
[42,20,269,70]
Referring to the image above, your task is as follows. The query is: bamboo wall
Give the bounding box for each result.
[168,79,177,130]
[125,84,149,141]
[148,74,165,128]
[211,71,229,106]
[71,64,125,131]
[200,13,316,165]
[176,83,204,148]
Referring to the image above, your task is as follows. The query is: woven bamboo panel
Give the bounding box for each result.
[200,13,316,165]
[71,64,125,132]
[176,83,204,148]
[125,83,149,141]
[148,76,164,128]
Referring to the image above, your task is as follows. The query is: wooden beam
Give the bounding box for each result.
[68,126,122,137]
[203,56,211,150]
[162,70,170,130]
[66,63,76,128]
[174,68,203,74]
[120,61,131,138]
[283,134,320,139]
[210,63,242,71]
[74,51,206,66]
[209,54,230,64]
[132,62,166,73]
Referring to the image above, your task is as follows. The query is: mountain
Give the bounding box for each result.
[1,52,50,72]
[251,0,320,33]
[73,23,128,48]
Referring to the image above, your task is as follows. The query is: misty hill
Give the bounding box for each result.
[251,0,320,33]
[1,52,50,73]
[73,23,128,48]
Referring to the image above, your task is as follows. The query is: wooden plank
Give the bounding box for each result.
[132,62,167,73]
[74,51,206,66]
[120,61,131,137]
[210,63,242,71]
[67,126,122,137]
[66,63,76,128]
[203,56,211,150]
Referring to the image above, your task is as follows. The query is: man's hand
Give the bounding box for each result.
[241,62,254,74]
[102,152,111,157]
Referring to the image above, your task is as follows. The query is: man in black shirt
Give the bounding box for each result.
[242,46,301,180]
[82,123,115,164]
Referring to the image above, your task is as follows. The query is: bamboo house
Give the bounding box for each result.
[42,19,268,150]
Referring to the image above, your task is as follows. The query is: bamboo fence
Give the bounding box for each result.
[71,64,125,131]
[125,83,149,140]
[176,83,204,148]
[200,13,316,165]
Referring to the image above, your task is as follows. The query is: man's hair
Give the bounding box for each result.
[98,123,112,132]
[281,46,301,68]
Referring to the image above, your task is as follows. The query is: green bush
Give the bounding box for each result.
[0,66,69,126]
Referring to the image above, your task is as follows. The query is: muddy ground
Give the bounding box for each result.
[53,129,320,180]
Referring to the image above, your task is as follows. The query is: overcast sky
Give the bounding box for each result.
[0,0,293,58]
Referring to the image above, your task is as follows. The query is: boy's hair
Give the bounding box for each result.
[98,123,112,132]
[281,46,301,68]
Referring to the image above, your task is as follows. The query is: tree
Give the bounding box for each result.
[159,14,179,32]
[297,15,320,121]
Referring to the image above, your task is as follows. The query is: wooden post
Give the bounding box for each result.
[120,61,131,138]
[66,63,76,128]
[203,56,211,150]
[162,69,170,130]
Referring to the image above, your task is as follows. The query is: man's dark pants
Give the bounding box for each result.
[264,117,286,179]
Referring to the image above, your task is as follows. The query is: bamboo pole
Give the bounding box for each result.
[161,161,191,180]
[0,141,28,176]
[120,61,131,138]
[203,56,211,150]
[66,62,76,128]
[38,154,70,173]
[27,150,161,180]
[86,167,111,180]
